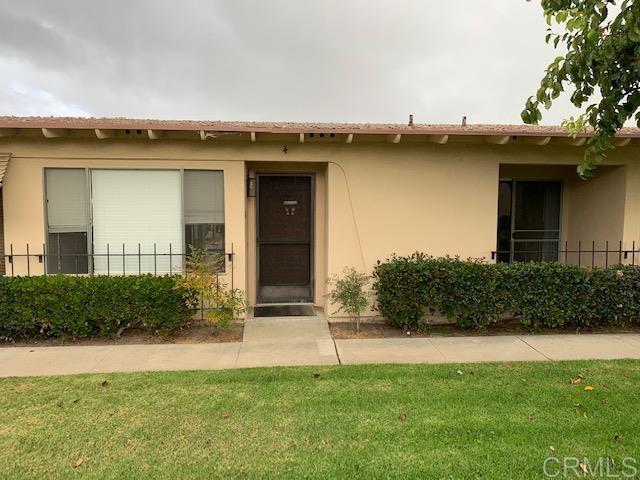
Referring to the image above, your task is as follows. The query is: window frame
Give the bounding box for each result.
[496,177,564,263]
[43,168,92,274]
[43,167,225,275]
[183,169,226,272]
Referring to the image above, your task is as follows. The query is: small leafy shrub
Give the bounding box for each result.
[174,249,245,331]
[327,267,370,333]
[0,275,194,341]
[373,254,507,330]
[373,254,640,330]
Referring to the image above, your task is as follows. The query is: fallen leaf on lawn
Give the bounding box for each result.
[549,446,556,452]
[100,380,109,388]
[456,370,463,375]
[584,386,594,391]
[570,377,582,385]
[613,434,622,442]
[313,372,320,379]
[579,463,588,474]
[398,413,407,421]
[74,458,84,468]
[221,411,231,418]
[528,414,536,421]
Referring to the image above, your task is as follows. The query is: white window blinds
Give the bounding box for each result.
[45,169,88,231]
[184,170,224,224]
[91,170,183,274]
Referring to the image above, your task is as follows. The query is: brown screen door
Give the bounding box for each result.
[257,174,313,303]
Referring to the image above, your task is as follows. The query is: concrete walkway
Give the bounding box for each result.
[335,333,640,364]
[1,315,640,377]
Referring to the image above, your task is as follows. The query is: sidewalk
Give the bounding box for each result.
[1,316,640,377]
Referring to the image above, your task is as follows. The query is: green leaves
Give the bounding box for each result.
[524,0,639,177]
[328,267,370,332]
[373,255,640,330]
[0,275,193,341]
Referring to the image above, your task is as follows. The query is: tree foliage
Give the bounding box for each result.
[522,0,640,177]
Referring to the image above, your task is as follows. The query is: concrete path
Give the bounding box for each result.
[1,317,640,377]
[335,333,640,364]
[237,315,338,368]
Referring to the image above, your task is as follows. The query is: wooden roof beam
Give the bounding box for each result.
[94,129,114,139]
[523,136,551,145]
[612,137,631,147]
[42,128,68,138]
[147,129,164,140]
[428,134,448,144]
[557,136,587,146]
[484,135,510,145]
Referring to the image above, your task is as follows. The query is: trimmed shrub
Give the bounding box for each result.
[0,275,195,341]
[373,254,640,330]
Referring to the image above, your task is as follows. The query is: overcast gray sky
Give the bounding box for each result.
[0,0,582,125]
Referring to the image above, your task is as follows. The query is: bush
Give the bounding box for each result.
[0,275,195,341]
[327,267,370,333]
[373,254,640,330]
[173,249,245,331]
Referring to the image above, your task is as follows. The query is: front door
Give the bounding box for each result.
[257,174,313,303]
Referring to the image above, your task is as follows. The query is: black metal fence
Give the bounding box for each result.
[3,242,235,286]
[3,242,236,322]
[491,240,640,268]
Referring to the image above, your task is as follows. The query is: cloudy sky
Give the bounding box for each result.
[0,0,582,125]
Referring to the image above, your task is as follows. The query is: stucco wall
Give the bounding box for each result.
[1,135,640,316]
[1,141,246,288]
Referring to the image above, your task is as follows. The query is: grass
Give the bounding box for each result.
[1,361,639,479]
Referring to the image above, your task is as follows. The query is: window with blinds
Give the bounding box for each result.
[184,170,225,269]
[45,169,89,274]
[43,168,225,275]
[91,170,183,274]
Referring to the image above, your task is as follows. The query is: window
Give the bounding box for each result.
[496,180,561,263]
[45,169,89,273]
[91,170,183,274]
[44,168,225,275]
[184,170,225,268]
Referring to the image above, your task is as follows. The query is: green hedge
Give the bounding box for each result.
[373,254,640,330]
[0,275,196,341]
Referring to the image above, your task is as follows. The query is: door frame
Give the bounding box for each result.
[255,172,315,305]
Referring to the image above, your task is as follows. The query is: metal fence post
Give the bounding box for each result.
[26,243,31,276]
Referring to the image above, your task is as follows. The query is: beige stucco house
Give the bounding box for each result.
[1,116,639,317]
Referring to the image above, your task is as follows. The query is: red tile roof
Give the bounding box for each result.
[0,116,639,138]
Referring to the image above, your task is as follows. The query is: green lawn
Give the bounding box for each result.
[1,361,639,479]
